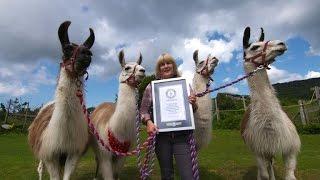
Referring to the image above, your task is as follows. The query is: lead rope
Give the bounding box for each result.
[189,133,200,180]
[134,89,156,180]
[76,84,154,157]
[195,65,265,97]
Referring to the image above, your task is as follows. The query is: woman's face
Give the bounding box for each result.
[160,61,174,79]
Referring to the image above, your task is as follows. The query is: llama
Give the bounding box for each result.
[240,27,300,180]
[192,50,219,149]
[28,21,95,180]
[90,50,145,179]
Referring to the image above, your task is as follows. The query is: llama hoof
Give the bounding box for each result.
[285,175,296,180]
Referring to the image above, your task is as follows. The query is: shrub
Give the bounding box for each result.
[296,123,320,134]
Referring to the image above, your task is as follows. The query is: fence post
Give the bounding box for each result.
[215,98,220,122]
[242,95,247,110]
[298,100,307,125]
[22,102,29,130]
[315,86,320,106]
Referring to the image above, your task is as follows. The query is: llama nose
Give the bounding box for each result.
[277,42,285,46]
[139,69,145,73]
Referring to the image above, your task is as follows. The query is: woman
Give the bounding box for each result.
[140,53,198,180]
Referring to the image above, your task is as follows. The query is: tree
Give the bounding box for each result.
[138,74,156,101]
[0,103,6,113]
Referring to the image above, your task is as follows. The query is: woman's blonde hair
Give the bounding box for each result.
[155,53,179,79]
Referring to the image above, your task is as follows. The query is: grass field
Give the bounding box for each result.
[0,130,319,179]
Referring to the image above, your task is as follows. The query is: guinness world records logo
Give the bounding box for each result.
[166,89,176,99]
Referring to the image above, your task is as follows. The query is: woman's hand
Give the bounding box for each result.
[188,87,198,111]
[146,120,158,134]
[188,93,197,105]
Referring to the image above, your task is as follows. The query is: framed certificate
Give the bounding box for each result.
[152,77,195,132]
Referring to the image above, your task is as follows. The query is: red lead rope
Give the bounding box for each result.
[76,89,155,157]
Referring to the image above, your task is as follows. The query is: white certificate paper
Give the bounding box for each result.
[159,84,186,122]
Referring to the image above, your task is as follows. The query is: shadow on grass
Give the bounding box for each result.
[242,166,283,180]
[77,166,225,179]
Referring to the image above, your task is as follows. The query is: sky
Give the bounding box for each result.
[0,0,319,108]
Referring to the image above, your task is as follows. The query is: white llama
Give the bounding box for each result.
[192,50,219,149]
[240,27,301,180]
[90,50,145,179]
[28,21,95,180]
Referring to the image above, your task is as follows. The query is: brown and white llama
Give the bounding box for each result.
[28,21,95,180]
[90,50,145,179]
[192,50,219,149]
[240,27,300,180]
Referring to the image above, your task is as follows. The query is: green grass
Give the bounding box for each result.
[0,130,319,179]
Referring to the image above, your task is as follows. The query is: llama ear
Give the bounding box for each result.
[259,27,265,42]
[207,53,212,60]
[137,52,142,65]
[118,50,125,67]
[193,50,199,64]
[243,27,250,49]
[83,28,95,49]
[58,21,71,47]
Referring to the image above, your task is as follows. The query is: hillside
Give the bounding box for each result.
[216,77,320,107]
[273,77,320,104]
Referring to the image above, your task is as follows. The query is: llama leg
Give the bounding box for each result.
[94,155,100,180]
[99,153,114,180]
[256,155,269,180]
[63,154,80,180]
[112,157,125,180]
[283,152,297,180]
[37,160,44,180]
[45,159,61,180]
[267,157,275,180]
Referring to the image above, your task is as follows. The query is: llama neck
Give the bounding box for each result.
[55,69,84,101]
[193,73,210,93]
[244,63,281,109]
[108,83,137,140]
[193,72,212,120]
[52,69,84,124]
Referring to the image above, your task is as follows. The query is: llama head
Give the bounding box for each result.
[193,50,219,77]
[58,21,95,77]
[243,27,287,68]
[118,50,145,87]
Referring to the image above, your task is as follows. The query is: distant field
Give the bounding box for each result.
[0,130,319,179]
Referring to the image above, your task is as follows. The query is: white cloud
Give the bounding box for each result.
[0,63,55,96]
[268,67,320,84]
[0,82,28,97]
[0,0,320,96]
[268,65,303,83]
[221,86,240,94]
[223,77,231,83]
[304,71,320,79]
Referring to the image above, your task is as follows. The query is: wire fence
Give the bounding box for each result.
[212,98,320,130]
[1,87,320,131]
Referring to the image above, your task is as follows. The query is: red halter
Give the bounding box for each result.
[197,56,217,79]
[60,45,81,70]
[121,64,139,87]
[244,41,271,69]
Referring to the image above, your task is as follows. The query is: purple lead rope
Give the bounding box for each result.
[196,66,265,97]
[189,133,200,180]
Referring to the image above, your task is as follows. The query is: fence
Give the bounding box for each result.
[213,86,320,128]
[1,101,38,131]
[1,87,320,131]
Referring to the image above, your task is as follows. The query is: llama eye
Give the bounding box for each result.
[250,45,260,51]
[125,67,131,71]
[85,51,92,56]
[199,61,204,65]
